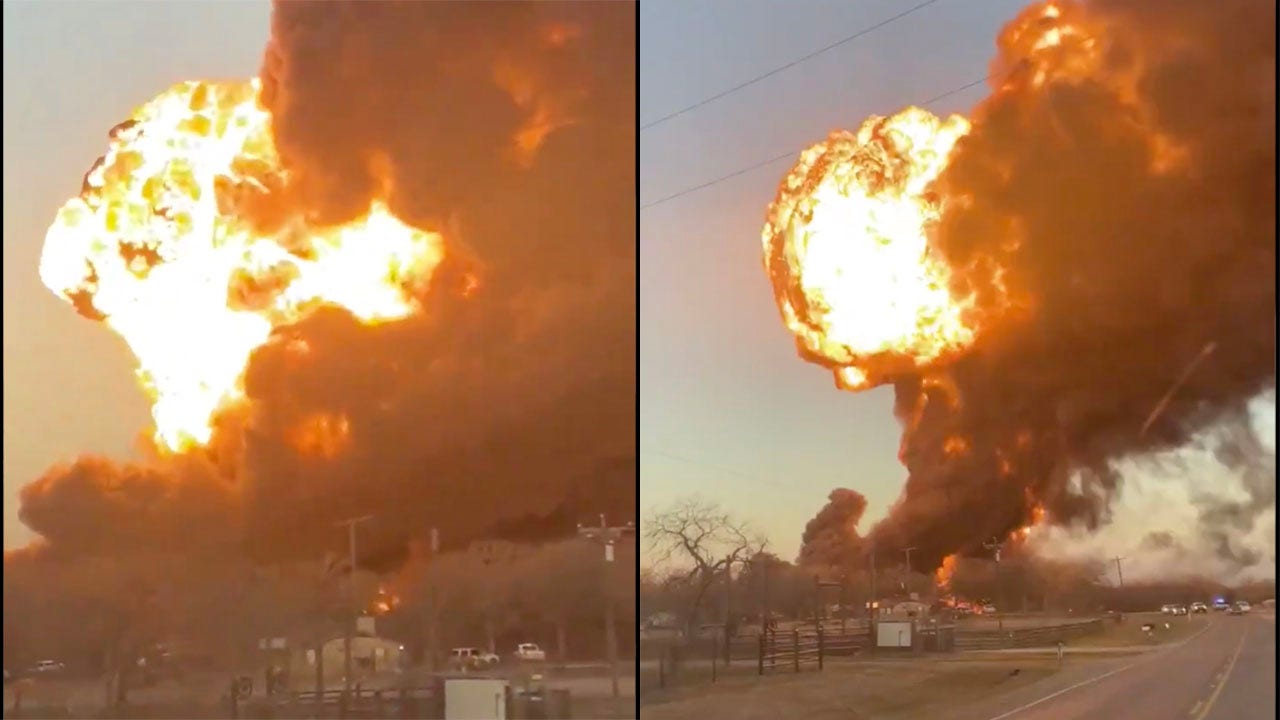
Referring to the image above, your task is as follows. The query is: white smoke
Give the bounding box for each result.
[1032,392,1276,586]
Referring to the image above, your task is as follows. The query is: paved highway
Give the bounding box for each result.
[960,613,1275,720]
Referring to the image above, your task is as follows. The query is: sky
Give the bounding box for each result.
[2,0,271,549]
[639,0,1034,564]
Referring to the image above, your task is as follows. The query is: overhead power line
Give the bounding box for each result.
[640,70,996,211]
[640,0,947,132]
[641,448,792,491]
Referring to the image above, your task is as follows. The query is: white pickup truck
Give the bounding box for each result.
[513,643,546,662]
[449,647,499,670]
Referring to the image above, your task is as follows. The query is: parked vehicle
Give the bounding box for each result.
[1190,602,1208,614]
[513,643,546,662]
[449,647,499,670]
[1212,599,1231,612]
[31,660,66,675]
[1232,601,1251,614]
[1170,604,1188,616]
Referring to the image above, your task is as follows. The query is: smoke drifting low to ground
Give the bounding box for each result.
[1034,394,1276,585]
[773,0,1274,578]
[16,1,636,567]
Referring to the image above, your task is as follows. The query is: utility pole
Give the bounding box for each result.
[335,514,373,705]
[868,541,877,622]
[867,542,878,656]
[983,538,1004,636]
[902,547,916,599]
[578,517,634,700]
[840,573,848,635]
[760,555,770,634]
[423,527,440,671]
[723,554,734,665]
[1112,557,1125,588]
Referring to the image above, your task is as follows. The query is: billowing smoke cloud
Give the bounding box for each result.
[17,1,636,565]
[18,455,240,557]
[798,489,868,569]
[1032,394,1275,584]
[798,0,1274,572]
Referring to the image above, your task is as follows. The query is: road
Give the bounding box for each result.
[959,613,1275,720]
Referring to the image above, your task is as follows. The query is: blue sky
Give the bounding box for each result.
[640,0,1056,563]
[2,0,271,549]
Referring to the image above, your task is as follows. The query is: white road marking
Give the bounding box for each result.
[982,617,1217,720]
[982,663,1138,720]
[1191,631,1247,720]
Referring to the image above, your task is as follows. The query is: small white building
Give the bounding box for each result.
[297,636,407,678]
[888,601,930,618]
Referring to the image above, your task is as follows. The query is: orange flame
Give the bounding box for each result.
[369,584,402,616]
[935,554,958,591]
[289,413,352,459]
[762,108,997,390]
[943,436,970,457]
[1010,496,1047,542]
[762,0,1186,392]
[39,80,447,452]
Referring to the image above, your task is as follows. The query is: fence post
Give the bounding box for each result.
[711,634,719,684]
[758,633,765,676]
[818,626,825,671]
[793,629,800,673]
[659,651,666,689]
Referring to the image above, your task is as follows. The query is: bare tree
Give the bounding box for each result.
[518,540,602,662]
[399,541,522,667]
[644,497,766,637]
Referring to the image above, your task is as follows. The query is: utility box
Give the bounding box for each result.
[445,678,509,720]
[876,620,913,648]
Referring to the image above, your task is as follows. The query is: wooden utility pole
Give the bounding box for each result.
[335,514,373,706]
[867,541,878,654]
[723,555,734,665]
[761,556,770,632]
[1112,557,1125,588]
[578,517,634,699]
[868,541,877,620]
[983,538,1004,636]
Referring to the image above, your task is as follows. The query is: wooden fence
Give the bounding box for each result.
[953,618,1105,650]
[755,626,873,675]
[240,685,440,719]
[644,617,1105,694]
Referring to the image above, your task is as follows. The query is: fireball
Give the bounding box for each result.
[40,80,446,452]
[762,108,981,391]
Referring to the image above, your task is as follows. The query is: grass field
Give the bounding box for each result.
[637,612,1219,718]
[1068,611,1209,647]
[639,655,1063,720]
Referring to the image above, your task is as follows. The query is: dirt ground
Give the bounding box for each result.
[4,662,637,719]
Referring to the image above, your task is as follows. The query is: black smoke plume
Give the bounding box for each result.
[16,1,636,567]
[799,0,1274,573]
[798,489,868,569]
